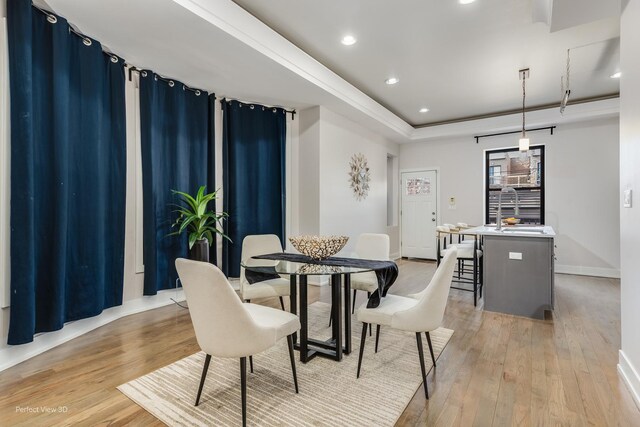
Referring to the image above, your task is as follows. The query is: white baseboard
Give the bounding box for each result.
[555,264,620,279]
[0,288,185,372]
[390,252,401,261]
[618,350,640,410]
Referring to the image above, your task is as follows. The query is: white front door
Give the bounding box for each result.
[401,170,438,259]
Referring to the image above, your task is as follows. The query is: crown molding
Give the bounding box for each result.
[409,97,620,143]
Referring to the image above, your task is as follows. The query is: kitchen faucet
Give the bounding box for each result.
[496,187,519,231]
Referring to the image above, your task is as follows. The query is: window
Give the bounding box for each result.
[488,165,502,186]
[485,146,545,225]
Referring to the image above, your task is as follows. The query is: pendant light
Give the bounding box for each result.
[519,68,530,152]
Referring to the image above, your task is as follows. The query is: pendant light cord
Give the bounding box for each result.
[522,74,526,137]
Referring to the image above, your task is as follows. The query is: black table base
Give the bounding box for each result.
[247,252,399,363]
[290,273,352,363]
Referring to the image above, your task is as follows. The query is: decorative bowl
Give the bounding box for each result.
[297,264,343,274]
[289,235,349,260]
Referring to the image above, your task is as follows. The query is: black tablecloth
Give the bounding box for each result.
[245,253,398,308]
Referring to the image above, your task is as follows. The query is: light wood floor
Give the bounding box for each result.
[1,259,639,426]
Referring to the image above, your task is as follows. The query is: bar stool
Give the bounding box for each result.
[436,225,483,306]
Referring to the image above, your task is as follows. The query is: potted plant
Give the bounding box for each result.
[170,186,230,263]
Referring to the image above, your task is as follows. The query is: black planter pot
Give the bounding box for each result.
[189,239,210,263]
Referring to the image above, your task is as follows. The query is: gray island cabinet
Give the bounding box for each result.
[468,225,555,320]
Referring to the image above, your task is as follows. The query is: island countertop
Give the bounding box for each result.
[464,225,556,238]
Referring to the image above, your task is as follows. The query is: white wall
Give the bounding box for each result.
[296,106,400,257]
[297,106,321,236]
[619,0,640,408]
[400,117,620,277]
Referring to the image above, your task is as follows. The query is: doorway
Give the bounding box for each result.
[400,169,439,259]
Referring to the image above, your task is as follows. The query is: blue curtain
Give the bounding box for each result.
[222,100,286,277]
[7,1,126,344]
[140,73,215,295]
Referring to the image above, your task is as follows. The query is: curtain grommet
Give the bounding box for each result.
[141,70,148,77]
[250,105,254,110]
[47,15,57,24]
[195,90,201,96]
[110,55,119,63]
[168,80,175,87]
[82,38,92,47]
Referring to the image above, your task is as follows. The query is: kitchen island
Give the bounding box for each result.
[466,225,556,320]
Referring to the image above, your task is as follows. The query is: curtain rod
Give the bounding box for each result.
[32,4,120,63]
[474,126,556,144]
[219,97,296,120]
[127,66,205,96]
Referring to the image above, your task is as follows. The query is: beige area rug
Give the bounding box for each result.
[118,302,454,426]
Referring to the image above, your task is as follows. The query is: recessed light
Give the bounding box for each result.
[459,0,476,4]
[341,35,357,46]
[610,71,621,79]
[385,77,399,85]
[419,107,429,113]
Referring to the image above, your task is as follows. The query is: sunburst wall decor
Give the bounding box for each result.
[348,153,370,201]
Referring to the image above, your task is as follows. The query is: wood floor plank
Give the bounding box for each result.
[530,320,550,427]
[1,260,639,427]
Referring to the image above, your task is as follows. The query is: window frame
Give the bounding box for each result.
[484,145,545,225]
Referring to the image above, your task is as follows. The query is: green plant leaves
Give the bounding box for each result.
[169,186,232,249]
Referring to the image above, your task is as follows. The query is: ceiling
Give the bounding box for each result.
[232,0,621,126]
[38,0,620,142]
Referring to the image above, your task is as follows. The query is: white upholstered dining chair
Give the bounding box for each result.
[175,259,301,427]
[240,234,290,310]
[355,247,457,399]
[350,233,390,313]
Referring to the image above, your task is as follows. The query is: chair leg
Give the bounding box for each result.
[473,256,478,307]
[426,331,436,367]
[367,293,372,336]
[351,289,357,314]
[240,357,247,427]
[249,355,253,373]
[287,334,299,393]
[357,322,368,378]
[375,325,381,353]
[416,333,429,399]
[195,354,211,406]
[279,296,285,311]
[479,257,484,298]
